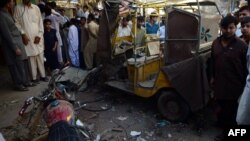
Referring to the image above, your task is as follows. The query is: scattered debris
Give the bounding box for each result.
[156,120,170,127]
[0,77,220,141]
[39,129,49,135]
[87,123,95,131]
[84,113,98,121]
[155,128,163,137]
[178,137,186,141]
[76,119,85,127]
[0,133,6,141]
[112,128,123,132]
[95,128,123,141]
[101,104,109,110]
[94,128,111,141]
[112,119,129,139]
[136,136,147,141]
[168,133,172,138]
[116,136,122,141]
[116,116,128,121]
[0,101,12,109]
[10,100,19,104]
[75,103,87,111]
[145,131,154,137]
[130,131,141,137]
[101,134,115,141]
[126,106,133,113]
[94,134,101,141]
[111,106,116,112]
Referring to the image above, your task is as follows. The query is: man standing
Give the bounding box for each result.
[210,15,248,140]
[76,4,84,18]
[146,12,159,34]
[0,0,33,91]
[135,16,146,47]
[48,2,64,66]
[60,9,69,24]
[68,19,79,67]
[236,6,250,37]
[14,0,48,83]
[117,17,131,37]
[158,16,166,43]
[44,5,64,66]
[59,9,70,65]
[84,13,99,70]
[237,16,250,125]
[83,5,89,19]
[80,17,88,68]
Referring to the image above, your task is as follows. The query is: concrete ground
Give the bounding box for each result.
[0,66,48,128]
[0,65,220,141]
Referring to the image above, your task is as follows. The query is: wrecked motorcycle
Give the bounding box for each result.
[16,66,102,141]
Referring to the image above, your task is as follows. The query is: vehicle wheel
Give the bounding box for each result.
[87,68,102,88]
[157,90,190,122]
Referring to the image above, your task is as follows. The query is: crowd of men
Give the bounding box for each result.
[0,0,102,91]
[0,0,166,92]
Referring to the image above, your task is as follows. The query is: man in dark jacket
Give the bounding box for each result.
[210,15,248,140]
[0,0,34,91]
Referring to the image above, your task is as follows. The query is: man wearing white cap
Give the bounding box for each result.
[145,12,160,34]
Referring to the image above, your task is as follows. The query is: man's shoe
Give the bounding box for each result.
[32,79,40,84]
[24,82,36,87]
[14,85,29,91]
[40,77,49,82]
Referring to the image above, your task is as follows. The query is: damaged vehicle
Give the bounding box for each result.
[96,0,222,122]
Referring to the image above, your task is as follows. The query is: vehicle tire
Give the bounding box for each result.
[157,90,190,122]
[87,67,102,88]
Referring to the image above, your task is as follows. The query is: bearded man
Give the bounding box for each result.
[14,0,48,83]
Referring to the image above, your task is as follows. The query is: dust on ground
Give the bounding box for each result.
[75,87,219,141]
[0,66,220,141]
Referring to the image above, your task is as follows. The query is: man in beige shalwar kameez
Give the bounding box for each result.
[84,13,99,70]
[14,0,47,82]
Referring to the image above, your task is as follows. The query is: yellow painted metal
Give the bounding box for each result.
[140,0,168,8]
[109,0,174,98]
[16,0,22,4]
[111,35,133,58]
[127,56,171,98]
[16,0,38,5]
[127,57,161,83]
[112,36,133,47]
[134,70,172,98]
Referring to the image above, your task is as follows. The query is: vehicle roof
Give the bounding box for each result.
[172,1,217,7]
[140,0,216,8]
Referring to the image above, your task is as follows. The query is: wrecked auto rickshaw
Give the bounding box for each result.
[96,0,222,122]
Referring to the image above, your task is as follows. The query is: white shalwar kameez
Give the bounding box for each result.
[68,25,79,67]
[14,4,46,80]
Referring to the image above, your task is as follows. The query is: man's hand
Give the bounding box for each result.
[15,48,22,56]
[34,36,41,44]
[21,34,30,45]
[52,46,57,52]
